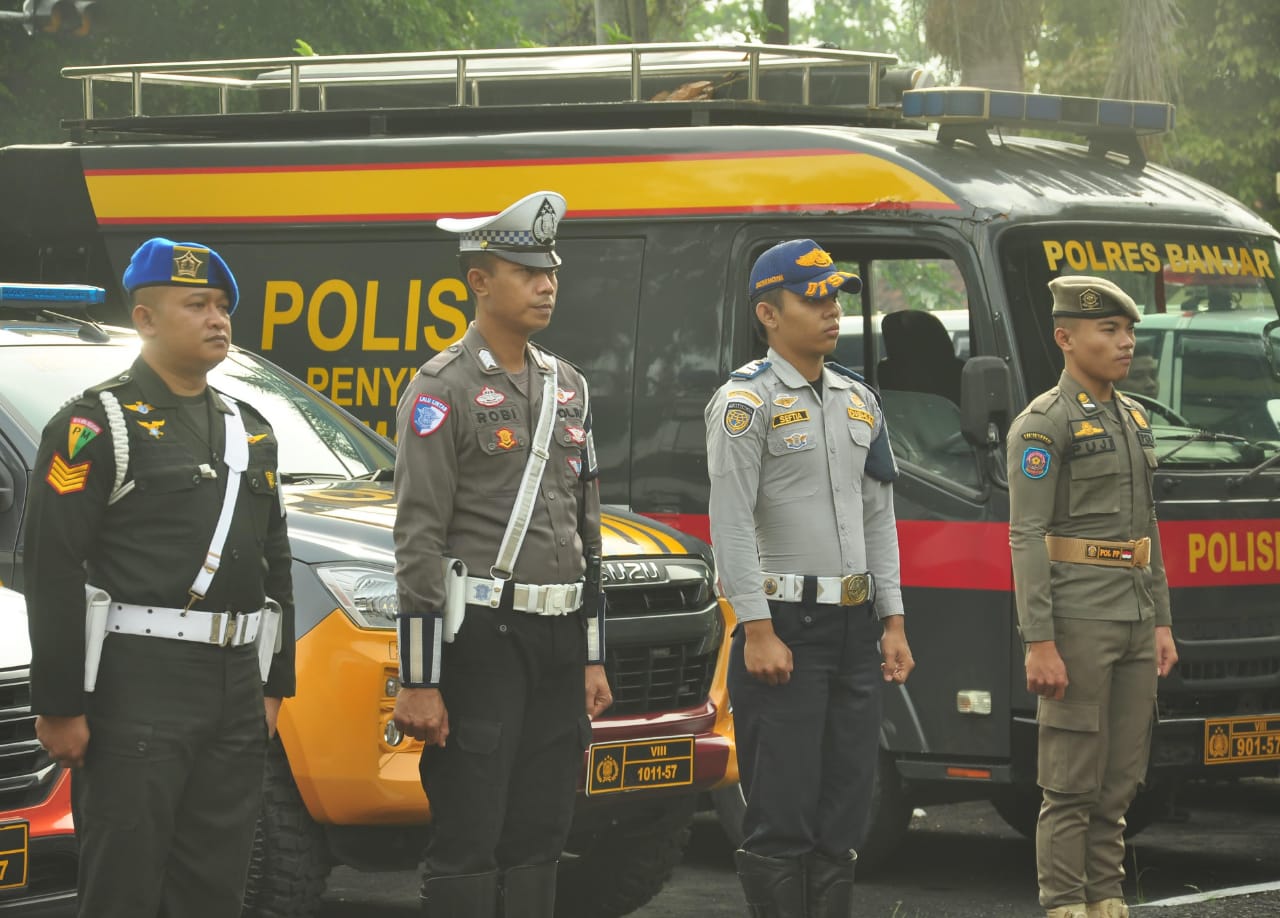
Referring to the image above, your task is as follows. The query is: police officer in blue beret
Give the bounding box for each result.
[26,237,295,917]
[705,239,915,917]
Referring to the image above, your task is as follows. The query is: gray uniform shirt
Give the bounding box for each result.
[393,323,602,616]
[704,349,904,624]
[1007,369,1173,643]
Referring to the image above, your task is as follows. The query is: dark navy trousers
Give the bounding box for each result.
[729,600,884,859]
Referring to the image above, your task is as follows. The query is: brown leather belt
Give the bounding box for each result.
[1045,535,1151,569]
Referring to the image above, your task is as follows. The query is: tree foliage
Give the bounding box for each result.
[0,0,522,145]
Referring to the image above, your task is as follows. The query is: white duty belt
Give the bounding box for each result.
[761,572,876,607]
[104,602,262,647]
[462,577,583,615]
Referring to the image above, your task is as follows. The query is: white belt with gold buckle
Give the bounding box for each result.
[760,572,875,606]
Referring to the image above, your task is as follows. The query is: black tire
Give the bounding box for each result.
[991,783,1171,841]
[555,818,692,918]
[710,751,912,873]
[241,740,331,918]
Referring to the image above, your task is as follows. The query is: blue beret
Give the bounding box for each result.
[122,237,239,314]
[750,239,861,301]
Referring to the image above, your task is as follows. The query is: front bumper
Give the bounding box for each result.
[0,769,77,915]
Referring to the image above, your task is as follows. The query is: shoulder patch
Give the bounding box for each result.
[1021,431,1054,446]
[722,397,758,438]
[411,394,450,436]
[1021,447,1050,479]
[731,359,770,380]
[422,346,463,377]
[726,388,764,408]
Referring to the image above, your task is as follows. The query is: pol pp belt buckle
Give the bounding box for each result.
[840,574,870,607]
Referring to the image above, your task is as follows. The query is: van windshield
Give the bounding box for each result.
[1001,229,1280,467]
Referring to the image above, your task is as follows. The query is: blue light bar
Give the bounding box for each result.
[902,87,1174,134]
[0,283,106,305]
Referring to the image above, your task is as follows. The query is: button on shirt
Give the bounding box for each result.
[705,349,904,624]
[1007,370,1173,643]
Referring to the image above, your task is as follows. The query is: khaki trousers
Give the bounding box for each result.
[1035,617,1157,908]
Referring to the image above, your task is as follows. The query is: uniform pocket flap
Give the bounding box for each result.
[1069,453,1120,480]
[1037,698,1099,733]
[455,718,502,755]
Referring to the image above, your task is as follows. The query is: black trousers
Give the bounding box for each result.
[422,606,589,876]
[728,600,883,860]
[72,634,266,918]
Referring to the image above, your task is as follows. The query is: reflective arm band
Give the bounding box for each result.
[397,612,443,687]
[586,593,606,665]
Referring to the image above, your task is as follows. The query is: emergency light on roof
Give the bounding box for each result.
[902,87,1175,134]
[0,283,105,305]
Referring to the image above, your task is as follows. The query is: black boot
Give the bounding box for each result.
[805,851,856,918]
[734,849,806,918]
[501,862,557,918]
[419,870,500,917]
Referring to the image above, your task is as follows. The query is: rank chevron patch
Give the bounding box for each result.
[47,452,91,495]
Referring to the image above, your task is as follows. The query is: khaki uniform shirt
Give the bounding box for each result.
[1007,370,1173,643]
[704,349,904,624]
[393,324,602,616]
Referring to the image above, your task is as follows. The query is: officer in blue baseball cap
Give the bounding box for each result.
[707,238,911,918]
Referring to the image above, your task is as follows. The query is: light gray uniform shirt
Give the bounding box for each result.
[704,348,904,624]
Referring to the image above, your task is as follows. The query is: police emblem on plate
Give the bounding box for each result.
[412,395,450,437]
[1021,447,1050,479]
[475,386,506,407]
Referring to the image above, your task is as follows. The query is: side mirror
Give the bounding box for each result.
[960,356,1013,448]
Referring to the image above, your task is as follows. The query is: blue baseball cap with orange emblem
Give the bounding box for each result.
[122,237,240,314]
[749,239,862,301]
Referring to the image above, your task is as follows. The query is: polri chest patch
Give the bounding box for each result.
[412,394,450,436]
[474,386,507,407]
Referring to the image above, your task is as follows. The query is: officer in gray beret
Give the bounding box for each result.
[1007,275,1178,918]
[705,239,914,917]
[391,192,611,917]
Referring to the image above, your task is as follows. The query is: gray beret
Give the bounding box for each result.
[1049,275,1141,321]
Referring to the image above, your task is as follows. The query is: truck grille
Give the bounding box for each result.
[604,580,711,616]
[0,667,59,810]
[605,642,718,715]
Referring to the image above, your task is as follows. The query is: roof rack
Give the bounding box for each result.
[60,43,925,138]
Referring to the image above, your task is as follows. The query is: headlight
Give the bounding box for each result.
[315,564,399,630]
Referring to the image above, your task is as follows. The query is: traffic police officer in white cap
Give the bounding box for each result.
[706,239,914,918]
[1008,275,1178,918]
[392,192,611,917]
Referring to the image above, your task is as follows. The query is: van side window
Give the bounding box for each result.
[836,256,981,490]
